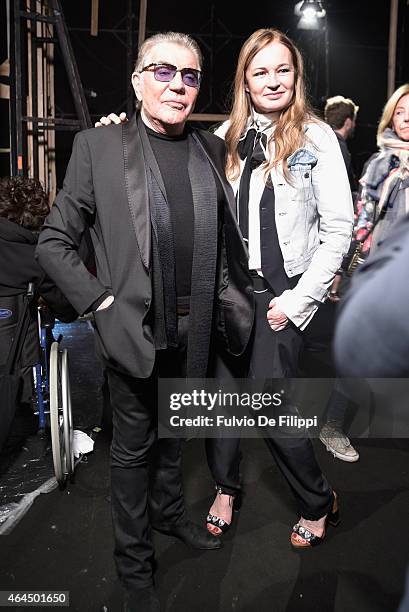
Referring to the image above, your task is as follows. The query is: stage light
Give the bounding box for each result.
[294,0,326,30]
[303,7,318,22]
[300,0,326,18]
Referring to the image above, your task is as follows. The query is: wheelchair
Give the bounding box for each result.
[33,304,74,486]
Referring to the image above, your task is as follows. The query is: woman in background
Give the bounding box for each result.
[355,83,409,257]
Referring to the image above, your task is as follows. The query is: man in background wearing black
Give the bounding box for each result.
[325,95,359,200]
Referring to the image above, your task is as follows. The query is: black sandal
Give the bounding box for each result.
[206,486,242,537]
[291,491,340,548]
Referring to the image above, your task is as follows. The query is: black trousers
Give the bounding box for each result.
[108,315,192,591]
[205,346,248,497]
[206,277,333,520]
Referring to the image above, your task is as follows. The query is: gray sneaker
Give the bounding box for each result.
[319,424,359,463]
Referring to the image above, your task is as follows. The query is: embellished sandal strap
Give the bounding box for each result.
[292,523,323,546]
[206,513,230,533]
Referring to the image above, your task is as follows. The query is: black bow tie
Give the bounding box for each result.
[238,129,267,168]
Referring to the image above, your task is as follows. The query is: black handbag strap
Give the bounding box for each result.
[4,283,35,375]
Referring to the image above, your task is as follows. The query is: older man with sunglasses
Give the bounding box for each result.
[36,32,253,612]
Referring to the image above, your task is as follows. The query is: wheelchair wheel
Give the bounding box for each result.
[49,342,74,486]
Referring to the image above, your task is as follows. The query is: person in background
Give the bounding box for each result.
[334,214,409,376]
[355,83,409,258]
[324,95,359,199]
[321,84,409,462]
[333,212,409,612]
[322,94,359,300]
[315,95,361,463]
[335,83,409,374]
[0,176,77,452]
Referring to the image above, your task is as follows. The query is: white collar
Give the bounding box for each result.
[239,110,276,142]
[251,110,277,132]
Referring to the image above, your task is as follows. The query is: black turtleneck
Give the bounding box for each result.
[145,125,194,300]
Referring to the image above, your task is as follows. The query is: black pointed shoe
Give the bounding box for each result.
[152,519,222,550]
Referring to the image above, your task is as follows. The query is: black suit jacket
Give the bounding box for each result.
[36,115,253,378]
[335,132,358,196]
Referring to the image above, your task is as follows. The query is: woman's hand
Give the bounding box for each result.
[267,297,289,331]
[95,112,128,128]
[328,271,343,303]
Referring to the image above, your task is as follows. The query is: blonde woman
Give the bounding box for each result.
[205,28,353,547]
[356,83,409,255]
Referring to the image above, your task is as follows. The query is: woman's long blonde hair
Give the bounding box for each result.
[225,28,316,181]
[377,83,409,146]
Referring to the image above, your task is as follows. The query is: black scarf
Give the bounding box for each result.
[186,133,218,377]
[237,129,267,239]
[145,129,219,376]
[148,169,178,348]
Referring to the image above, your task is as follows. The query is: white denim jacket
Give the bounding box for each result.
[215,115,354,329]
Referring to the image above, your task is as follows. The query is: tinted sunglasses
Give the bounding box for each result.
[140,63,202,88]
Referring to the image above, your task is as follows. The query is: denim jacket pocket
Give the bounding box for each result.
[287,149,317,203]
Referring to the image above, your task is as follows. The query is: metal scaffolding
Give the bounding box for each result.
[8,0,91,198]
[6,0,250,190]
[67,1,235,124]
